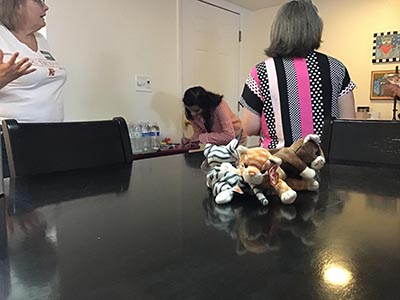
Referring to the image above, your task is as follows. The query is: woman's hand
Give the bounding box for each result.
[181,136,200,148]
[0,50,36,89]
[181,136,191,147]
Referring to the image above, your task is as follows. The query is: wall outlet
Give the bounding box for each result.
[135,75,152,92]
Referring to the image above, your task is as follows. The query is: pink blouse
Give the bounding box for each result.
[189,99,246,145]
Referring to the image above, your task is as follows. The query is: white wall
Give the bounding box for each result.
[46,0,252,142]
[249,0,399,120]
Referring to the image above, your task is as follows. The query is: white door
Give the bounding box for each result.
[181,0,241,138]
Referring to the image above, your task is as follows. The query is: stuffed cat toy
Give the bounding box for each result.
[271,134,325,191]
[202,135,245,204]
[201,131,241,172]
[202,133,323,206]
[236,145,297,206]
[202,132,272,205]
[206,162,245,204]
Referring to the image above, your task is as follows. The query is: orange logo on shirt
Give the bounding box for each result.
[48,68,56,76]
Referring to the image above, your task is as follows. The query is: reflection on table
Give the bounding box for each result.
[0,153,399,300]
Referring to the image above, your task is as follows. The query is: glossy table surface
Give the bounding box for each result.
[132,144,200,160]
[0,152,399,300]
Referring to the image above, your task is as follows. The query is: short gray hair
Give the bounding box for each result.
[0,0,26,31]
[265,0,323,58]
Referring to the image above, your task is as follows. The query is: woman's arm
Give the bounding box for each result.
[242,107,261,136]
[188,119,202,142]
[198,102,237,145]
[338,91,356,119]
[182,120,202,147]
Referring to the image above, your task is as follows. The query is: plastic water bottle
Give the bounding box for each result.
[130,123,142,154]
[150,122,160,151]
[141,122,151,152]
[155,122,161,150]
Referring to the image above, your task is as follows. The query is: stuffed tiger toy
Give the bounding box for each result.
[203,140,276,205]
[202,132,269,205]
[202,135,244,204]
[237,145,297,205]
[201,136,240,173]
[206,162,245,204]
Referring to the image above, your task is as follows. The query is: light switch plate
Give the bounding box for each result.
[135,75,152,92]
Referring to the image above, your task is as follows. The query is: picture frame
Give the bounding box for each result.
[370,70,394,100]
[372,31,400,64]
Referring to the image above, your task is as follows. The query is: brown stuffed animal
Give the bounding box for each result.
[236,145,297,205]
[271,134,325,191]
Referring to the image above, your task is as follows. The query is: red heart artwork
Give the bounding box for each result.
[380,44,393,54]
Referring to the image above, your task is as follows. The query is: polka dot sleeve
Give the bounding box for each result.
[239,67,264,117]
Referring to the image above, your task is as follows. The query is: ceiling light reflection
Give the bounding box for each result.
[323,264,352,286]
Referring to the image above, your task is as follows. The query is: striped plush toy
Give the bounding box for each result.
[201,134,241,172]
[202,132,275,206]
[206,162,245,204]
[202,135,245,204]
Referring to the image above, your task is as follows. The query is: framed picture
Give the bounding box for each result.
[370,70,394,100]
[372,31,400,64]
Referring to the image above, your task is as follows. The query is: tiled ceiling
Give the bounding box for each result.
[224,0,286,10]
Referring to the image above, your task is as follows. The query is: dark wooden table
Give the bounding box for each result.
[0,152,399,300]
[132,145,200,160]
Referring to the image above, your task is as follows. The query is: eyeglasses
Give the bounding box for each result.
[34,0,46,7]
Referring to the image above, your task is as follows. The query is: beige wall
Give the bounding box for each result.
[46,0,251,142]
[317,0,398,120]
[47,0,183,140]
[250,0,399,120]
[46,0,398,142]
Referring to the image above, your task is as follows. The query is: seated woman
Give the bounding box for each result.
[182,86,246,146]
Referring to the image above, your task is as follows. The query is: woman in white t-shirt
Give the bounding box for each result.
[0,0,67,122]
[0,0,67,176]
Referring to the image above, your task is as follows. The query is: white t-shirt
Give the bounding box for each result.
[0,25,67,122]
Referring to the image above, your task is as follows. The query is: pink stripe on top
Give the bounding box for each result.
[250,67,261,87]
[293,58,313,136]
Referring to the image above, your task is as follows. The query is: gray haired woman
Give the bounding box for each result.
[240,0,355,149]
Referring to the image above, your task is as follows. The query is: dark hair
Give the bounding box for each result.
[264,0,323,58]
[0,0,26,31]
[183,86,223,132]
